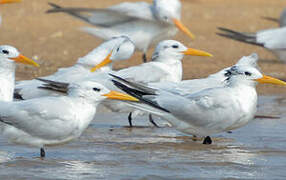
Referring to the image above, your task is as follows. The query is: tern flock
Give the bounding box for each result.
[0,0,286,157]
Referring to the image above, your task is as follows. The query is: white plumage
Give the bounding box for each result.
[46,0,195,62]
[15,36,135,100]
[1,81,138,157]
[33,40,212,127]
[112,63,286,144]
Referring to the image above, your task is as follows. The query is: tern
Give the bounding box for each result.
[0,81,138,157]
[15,36,135,100]
[217,26,286,63]
[111,61,286,144]
[88,40,212,127]
[34,40,212,128]
[46,0,195,62]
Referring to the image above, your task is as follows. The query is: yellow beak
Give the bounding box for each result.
[90,52,112,72]
[0,0,21,4]
[173,18,195,40]
[255,75,286,86]
[10,54,39,67]
[182,48,213,57]
[103,91,139,101]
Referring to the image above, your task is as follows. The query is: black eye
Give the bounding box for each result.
[172,45,179,49]
[117,47,120,52]
[93,88,101,92]
[245,72,252,76]
[2,50,9,54]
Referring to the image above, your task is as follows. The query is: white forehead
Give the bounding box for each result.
[154,0,181,10]
[155,40,184,49]
[0,45,20,56]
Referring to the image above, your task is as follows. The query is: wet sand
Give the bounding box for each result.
[0,96,286,179]
[0,0,286,179]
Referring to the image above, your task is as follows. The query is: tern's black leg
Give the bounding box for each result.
[40,147,45,158]
[203,136,212,144]
[149,114,159,128]
[128,112,133,127]
[142,53,147,63]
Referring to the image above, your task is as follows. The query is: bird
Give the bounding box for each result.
[34,40,212,128]
[46,0,195,63]
[217,26,286,63]
[14,36,135,100]
[149,53,259,96]
[86,40,212,127]
[262,8,286,27]
[0,45,39,102]
[111,62,286,144]
[0,80,138,158]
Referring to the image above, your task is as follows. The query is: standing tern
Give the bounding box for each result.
[89,40,212,127]
[0,81,138,157]
[37,40,212,128]
[14,36,135,100]
[46,0,195,62]
[112,64,286,144]
[217,26,286,63]
[150,53,259,96]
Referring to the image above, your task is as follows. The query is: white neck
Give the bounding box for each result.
[153,56,183,82]
[0,62,15,101]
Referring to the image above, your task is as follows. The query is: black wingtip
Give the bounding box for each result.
[112,79,170,113]
[46,2,63,13]
[109,73,127,83]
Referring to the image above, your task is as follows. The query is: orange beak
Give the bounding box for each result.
[0,0,21,4]
[255,75,286,86]
[103,91,139,101]
[10,54,39,67]
[90,52,112,72]
[182,48,213,57]
[173,18,195,40]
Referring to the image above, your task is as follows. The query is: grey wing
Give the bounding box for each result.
[47,2,154,27]
[155,89,240,129]
[256,27,286,50]
[115,63,169,84]
[0,98,76,140]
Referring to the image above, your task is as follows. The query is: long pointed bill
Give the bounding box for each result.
[0,0,21,4]
[182,48,213,57]
[103,91,139,101]
[173,18,195,40]
[10,54,39,67]
[255,75,286,86]
[90,52,112,72]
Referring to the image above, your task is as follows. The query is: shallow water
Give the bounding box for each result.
[0,95,286,179]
